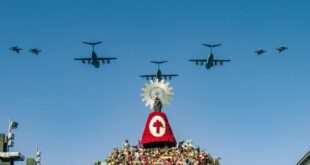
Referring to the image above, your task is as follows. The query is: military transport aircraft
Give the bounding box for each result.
[10,46,22,53]
[140,61,178,81]
[29,48,41,55]
[189,43,231,70]
[255,49,266,55]
[276,46,288,53]
[74,41,117,68]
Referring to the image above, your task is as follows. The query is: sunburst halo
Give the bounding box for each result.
[141,79,173,110]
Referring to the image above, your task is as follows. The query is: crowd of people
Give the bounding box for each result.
[96,140,220,165]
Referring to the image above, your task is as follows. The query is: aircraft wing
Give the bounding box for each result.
[189,59,208,65]
[97,57,117,63]
[213,59,231,65]
[74,58,92,64]
[140,75,157,80]
[162,74,178,80]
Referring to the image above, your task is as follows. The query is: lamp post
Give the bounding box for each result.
[7,118,18,151]
[35,146,41,165]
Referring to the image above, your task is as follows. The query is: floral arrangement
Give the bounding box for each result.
[96,140,220,165]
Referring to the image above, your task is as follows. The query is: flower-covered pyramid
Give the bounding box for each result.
[95,111,220,165]
[95,82,220,165]
[96,139,220,165]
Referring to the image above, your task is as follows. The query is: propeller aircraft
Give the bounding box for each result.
[140,61,178,81]
[189,43,231,70]
[74,41,117,68]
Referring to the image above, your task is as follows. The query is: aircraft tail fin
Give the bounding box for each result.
[202,43,222,48]
[150,60,168,64]
[82,41,103,46]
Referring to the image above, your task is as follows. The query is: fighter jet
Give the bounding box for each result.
[10,46,22,53]
[255,49,266,55]
[276,46,288,53]
[140,61,178,81]
[74,41,117,68]
[29,48,41,55]
[189,43,231,70]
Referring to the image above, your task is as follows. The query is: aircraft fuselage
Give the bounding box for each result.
[91,51,100,68]
[156,69,163,81]
[206,53,214,69]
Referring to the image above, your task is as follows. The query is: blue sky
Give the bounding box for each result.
[0,0,310,165]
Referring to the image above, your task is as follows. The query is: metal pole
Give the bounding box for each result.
[7,118,11,152]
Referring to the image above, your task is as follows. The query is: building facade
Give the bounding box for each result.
[297,151,310,165]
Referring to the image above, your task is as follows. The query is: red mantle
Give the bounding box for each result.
[141,112,176,148]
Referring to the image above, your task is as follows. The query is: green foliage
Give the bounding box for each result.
[26,158,35,165]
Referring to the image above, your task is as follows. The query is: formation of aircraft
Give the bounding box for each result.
[189,43,231,70]
[6,41,289,75]
[10,46,22,53]
[140,61,178,81]
[9,46,42,55]
[74,41,117,68]
[29,48,42,55]
[255,46,288,55]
